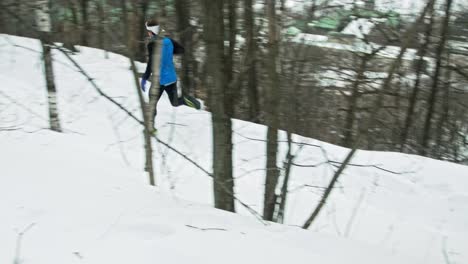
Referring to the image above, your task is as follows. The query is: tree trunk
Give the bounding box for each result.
[263,0,280,221]
[244,0,260,122]
[148,40,161,130]
[435,53,452,158]
[120,0,131,51]
[226,0,237,118]
[276,132,293,223]
[399,5,434,152]
[342,54,368,148]
[420,0,452,156]
[135,0,150,62]
[36,0,62,132]
[96,0,108,58]
[226,0,236,88]
[79,0,89,46]
[0,2,3,33]
[129,55,156,186]
[175,0,195,95]
[159,0,168,20]
[125,7,156,185]
[62,0,78,52]
[203,0,235,212]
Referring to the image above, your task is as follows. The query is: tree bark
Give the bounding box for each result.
[129,55,156,186]
[203,0,235,212]
[96,0,108,58]
[399,5,435,152]
[420,0,452,156]
[435,53,452,158]
[135,0,150,62]
[276,132,293,223]
[62,0,78,52]
[342,54,369,148]
[244,0,259,122]
[148,40,161,130]
[36,0,62,132]
[79,0,89,46]
[175,0,195,95]
[263,0,281,221]
[120,0,128,43]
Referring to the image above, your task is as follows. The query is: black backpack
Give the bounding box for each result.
[170,38,185,55]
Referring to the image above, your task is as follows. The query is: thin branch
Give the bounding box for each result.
[185,225,227,232]
[54,45,145,126]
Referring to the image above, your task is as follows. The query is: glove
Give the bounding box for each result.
[141,78,147,92]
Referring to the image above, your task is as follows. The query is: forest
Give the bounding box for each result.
[1,1,468,263]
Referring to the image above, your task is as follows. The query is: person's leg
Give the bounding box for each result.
[164,82,201,109]
[158,85,165,100]
[182,94,201,110]
[164,83,185,107]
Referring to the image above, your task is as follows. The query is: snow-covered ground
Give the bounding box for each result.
[1,34,468,264]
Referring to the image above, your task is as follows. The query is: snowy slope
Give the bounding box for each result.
[1,131,423,264]
[1,34,468,264]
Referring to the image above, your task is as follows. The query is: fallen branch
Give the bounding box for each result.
[185,225,227,232]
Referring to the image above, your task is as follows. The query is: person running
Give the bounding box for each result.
[140,19,200,110]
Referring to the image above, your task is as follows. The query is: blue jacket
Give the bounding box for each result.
[142,37,178,86]
[159,37,177,86]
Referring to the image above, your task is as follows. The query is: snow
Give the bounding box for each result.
[342,19,375,39]
[291,33,419,60]
[1,34,468,264]
[292,33,329,43]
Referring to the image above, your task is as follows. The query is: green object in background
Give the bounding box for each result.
[308,9,402,32]
[314,18,340,30]
[287,26,302,36]
[385,11,401,27]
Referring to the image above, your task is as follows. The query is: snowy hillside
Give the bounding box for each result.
[1,34,468,264]
[1,130,424,264]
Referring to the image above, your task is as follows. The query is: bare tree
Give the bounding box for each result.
[275,132,294,223]
[147,40,161,131]
[244,0,260,122]
[303,0,437,229]
[79,0,90,46]
[129,56,156,186]
[175,0,195,95]
[36,0,62,132]
[96,0,108,58]
[400,4,435,151]
[421,0,453,155]
[263,0,281,221]
[135,0,150,62]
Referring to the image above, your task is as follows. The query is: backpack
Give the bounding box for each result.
[170,38,185,55]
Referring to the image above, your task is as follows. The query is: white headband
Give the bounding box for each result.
[145,23,160,35]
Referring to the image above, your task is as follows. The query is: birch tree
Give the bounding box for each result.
[36,0,62,132]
